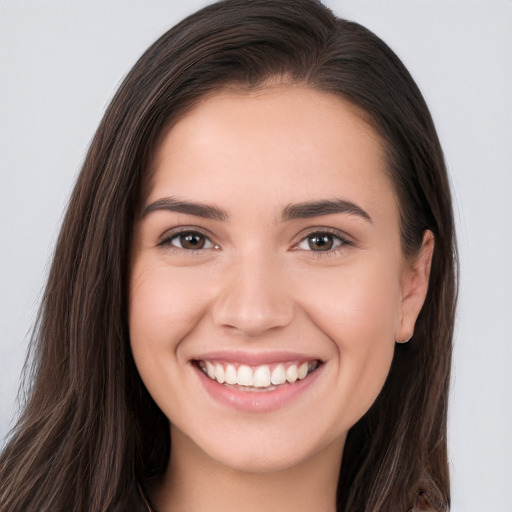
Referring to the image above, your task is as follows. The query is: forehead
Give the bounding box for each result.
[147,85,397,222]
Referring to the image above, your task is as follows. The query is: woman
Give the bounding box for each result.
[0,1,457,511]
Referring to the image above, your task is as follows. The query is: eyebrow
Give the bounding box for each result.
[142,197,229,221]
[281,199,372,223]
[142,196,372,223]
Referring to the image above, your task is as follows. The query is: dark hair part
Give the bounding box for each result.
[0,1,457,510]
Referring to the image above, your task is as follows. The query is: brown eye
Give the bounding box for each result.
[307,234,334,251]
[296,231,349,252]
[180,233,205,249]
[167,231,215,250]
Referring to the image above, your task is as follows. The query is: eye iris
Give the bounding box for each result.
[180,233,205,249]
[308,234,333,251]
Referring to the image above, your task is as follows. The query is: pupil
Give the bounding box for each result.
[308,234,333,251]
[181,233,204,249]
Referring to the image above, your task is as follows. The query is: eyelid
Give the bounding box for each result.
[293,227,355,253]
[156,225,354,254]
[158,226,219,250]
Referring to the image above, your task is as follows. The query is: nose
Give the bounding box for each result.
[211,252,295,337]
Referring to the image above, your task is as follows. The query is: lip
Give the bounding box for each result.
[192,354,323,413]
[192,350,321,366]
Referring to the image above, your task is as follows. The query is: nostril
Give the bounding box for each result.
[210,281,294,336]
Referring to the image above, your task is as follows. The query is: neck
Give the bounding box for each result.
[151,427,344,512]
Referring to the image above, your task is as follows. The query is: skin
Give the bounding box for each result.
[129,84,433,512]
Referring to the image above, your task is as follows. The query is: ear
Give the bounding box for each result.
[395,230,434,343]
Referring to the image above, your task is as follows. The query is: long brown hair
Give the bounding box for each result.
[0,1,457,510]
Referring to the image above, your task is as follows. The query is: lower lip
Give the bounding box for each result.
[193,363,323,413]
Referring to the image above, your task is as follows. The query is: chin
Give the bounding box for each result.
[205,448,316,475]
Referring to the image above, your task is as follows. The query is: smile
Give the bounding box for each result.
[196,360,320,391]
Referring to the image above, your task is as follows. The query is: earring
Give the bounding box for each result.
[396,334,412,344]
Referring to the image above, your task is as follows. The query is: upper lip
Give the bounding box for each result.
[191,350,322,366]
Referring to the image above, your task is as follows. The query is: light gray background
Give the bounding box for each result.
[1,1,511,510]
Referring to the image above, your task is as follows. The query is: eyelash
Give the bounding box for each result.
[158,228,218,253]
[158,228,353,255]
[295,229,353,256]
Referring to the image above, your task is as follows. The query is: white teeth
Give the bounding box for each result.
[206,361,215,379]
[286,364,298,383]
[298,362,308,379]
[225,364,237,385]
[253,365,271,387]
[270,364,286,385]
[199,359,319,388]
[237,365,253,386]
[214,363,225,384]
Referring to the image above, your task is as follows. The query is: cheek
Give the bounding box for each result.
[128,264,211,366]
[128,263,219,429]
[302,261,402,340]
[297,263,400,417]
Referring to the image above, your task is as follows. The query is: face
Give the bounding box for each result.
[129,85,430,474]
